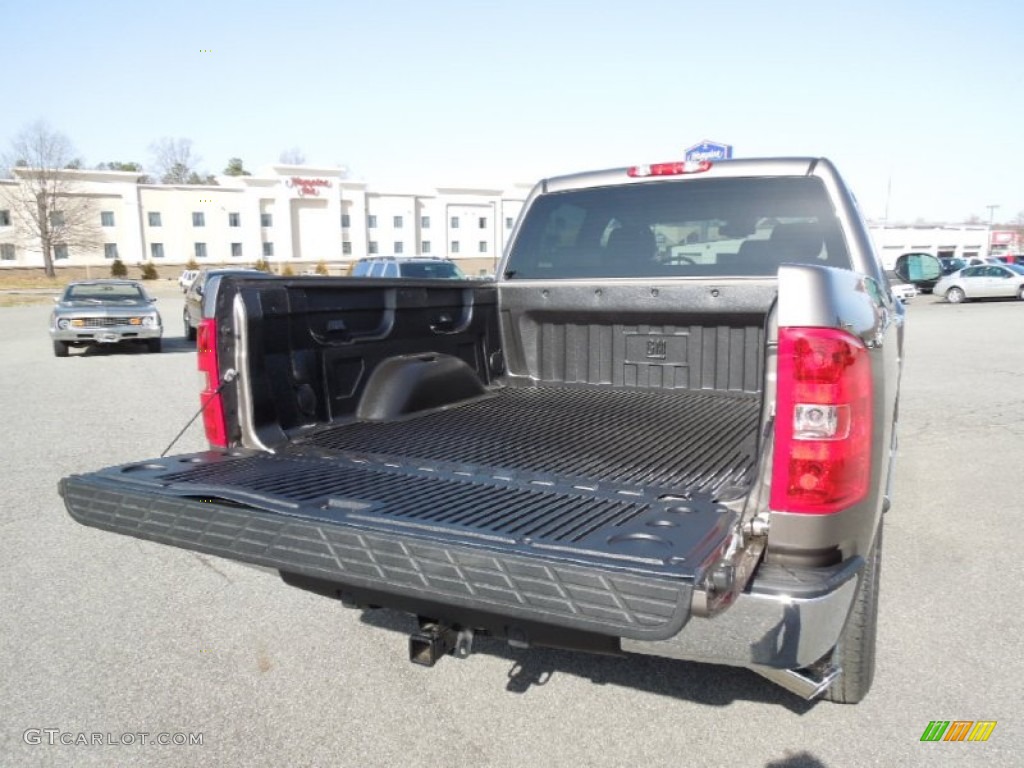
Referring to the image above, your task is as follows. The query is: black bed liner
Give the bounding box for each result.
[61,385,760,639]
[296,385,762,495]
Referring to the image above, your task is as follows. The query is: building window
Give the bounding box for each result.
[342,242,352,255]
[478,217,487,229]
[228,212,241,227]
[192,212,205,227]
[231,242,242,258]
[148,211,162,227]
[450,216,459,229]
[54,245,69,261]
[104,243,118,260]
[394,215,403,228]
[262,242,274,257]
[101,211,115,227]
[368,241,378,254]
[150,243,164,259]
[394,242,404,254]
[422,241,431,254]
[261,213,272,227]
[341,214,350,228]
[451,241,460,254]
[368,215,377,228]
[421,215,430,229]
[0,209,11,226]
[50,211,65,227]
[1,243,15,260]
[194,242,207,259]
[505,216,514,229]
[479,241,487,253]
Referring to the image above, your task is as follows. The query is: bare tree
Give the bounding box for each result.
[278,147,306,165]
[149,137,203,184]
[0,121,103,277]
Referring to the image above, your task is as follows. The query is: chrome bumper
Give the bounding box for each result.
[51,327,162,343]
[622,558,861,670]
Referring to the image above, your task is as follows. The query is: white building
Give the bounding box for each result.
[867,224,991,270]
[0,166,533,276]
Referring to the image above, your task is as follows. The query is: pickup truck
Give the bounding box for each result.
[61,157,903,704]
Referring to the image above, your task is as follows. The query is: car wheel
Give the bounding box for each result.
[53,340,69,358]
[184,311,196,341]
[147,338,162,354]
[1018,286,1024,301]
[946,287,965,304]
[822,521,883,704]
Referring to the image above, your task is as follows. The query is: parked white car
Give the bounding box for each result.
[934,264,1024,303]
[890,283,918,302]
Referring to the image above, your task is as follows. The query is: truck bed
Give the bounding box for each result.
[62,277,773,642]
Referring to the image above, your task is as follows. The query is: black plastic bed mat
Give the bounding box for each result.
[296,385,762,497]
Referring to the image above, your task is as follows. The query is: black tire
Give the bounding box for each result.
[823,522,883,704]
[147,338,162,354]
[946,286,965,304]
[53,340,69,358]
[184,311,196,341]
[1017,285,1024,301]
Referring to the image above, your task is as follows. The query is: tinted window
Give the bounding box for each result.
[400,262,463,278]
[505,177,850,279]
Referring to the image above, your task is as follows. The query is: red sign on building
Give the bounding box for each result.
[286,177,331,197]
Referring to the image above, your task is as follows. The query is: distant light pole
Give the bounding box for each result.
[986,204,999,225]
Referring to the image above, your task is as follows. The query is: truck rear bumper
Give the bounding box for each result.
[622,558,861,670]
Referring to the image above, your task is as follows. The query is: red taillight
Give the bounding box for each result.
[770,328,872,514]
[197,318,228,448]
[627,160,712,177]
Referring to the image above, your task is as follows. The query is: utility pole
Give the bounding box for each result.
[986,204,999,225]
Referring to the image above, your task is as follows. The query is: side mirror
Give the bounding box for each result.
[894,252,942,284]
[149,297,158,303]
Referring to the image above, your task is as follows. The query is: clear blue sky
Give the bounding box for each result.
[2,0,1020,224]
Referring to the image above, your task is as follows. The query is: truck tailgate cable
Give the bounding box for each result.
[159,368,237,457]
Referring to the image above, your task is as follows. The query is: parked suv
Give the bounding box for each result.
[182,268,271,340]
[350,256,465,279]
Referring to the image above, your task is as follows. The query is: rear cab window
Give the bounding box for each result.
[504,177,851,279]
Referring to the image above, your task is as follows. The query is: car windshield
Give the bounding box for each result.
[64,283,146,302]
[400,262,464,278]
[1006,264,1024,275]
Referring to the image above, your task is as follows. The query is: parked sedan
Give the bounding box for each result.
[50,280,163,357]
[934,264,1024,304]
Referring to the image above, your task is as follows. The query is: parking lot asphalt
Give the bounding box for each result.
[0,292,1020,767]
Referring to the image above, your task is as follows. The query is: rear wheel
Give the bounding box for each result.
[946,287,965,304]
[1017,286,1024,301]
[823,522,883,704]
[52,340,69,358]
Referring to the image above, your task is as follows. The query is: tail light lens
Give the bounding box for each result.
[770,327,872,514]
[197,318,228,448]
